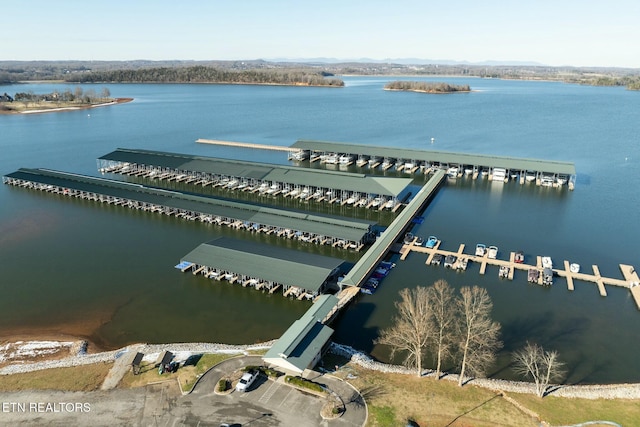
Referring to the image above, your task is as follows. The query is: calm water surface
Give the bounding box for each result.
[1,77,639,383]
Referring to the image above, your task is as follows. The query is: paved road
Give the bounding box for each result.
[0,356,366,427]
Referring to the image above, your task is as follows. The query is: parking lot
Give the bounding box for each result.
[0,356,366,426]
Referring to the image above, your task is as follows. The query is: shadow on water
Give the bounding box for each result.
[331,301,380,354]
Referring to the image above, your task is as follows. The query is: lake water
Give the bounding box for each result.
[1,77,639,384]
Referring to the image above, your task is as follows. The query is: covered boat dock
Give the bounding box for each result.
[98,148,414,209]
[291,140,577,189]
[180,237,345,300]
[3,168,375,250]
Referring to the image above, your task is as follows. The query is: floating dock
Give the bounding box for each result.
[196,138,296,152]
[401,243,640,309]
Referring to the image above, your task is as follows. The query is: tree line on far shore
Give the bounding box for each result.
[62,66,345,87]
[378,280,564,397]
[5,87,112,104]
[384,81,471,93]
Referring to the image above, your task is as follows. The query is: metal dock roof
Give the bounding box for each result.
[263,294,338,373]
[291,140,576,175]
[4,168,373,242]
[181,238,344,293]
[99,148,413,197]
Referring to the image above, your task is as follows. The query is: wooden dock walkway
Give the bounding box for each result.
[196,138,297,152]
[401,243,640,308]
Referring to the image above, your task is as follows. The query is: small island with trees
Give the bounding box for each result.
[0,87,132,114]
[384,80,471,94]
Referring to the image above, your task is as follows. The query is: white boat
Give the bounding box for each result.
[570,263,580,273]
[290,150,308,161]
[325,153,339,164]
[447,166,459,178]
[384,200,395,209]
[464,168,473,175]
[368,156,381,166]
[480,168,489,178]
[266,184,279,194]
[510,171,519,180]
[403,162,415,172]
[258,182,269,193]
[300,187,310,198]
[525,171,536,182]
[456,257,469,271]
[541,176,554,187]
[346,197,356,205]
[475,244,486,257]
[444,255,457,268]
[491,168,506,182]
[339,154,354,165]
[542,256,553,269]
[488,245,498,259]
[371,197,383,207]
[556,175,568,185]
[499,265,510,278]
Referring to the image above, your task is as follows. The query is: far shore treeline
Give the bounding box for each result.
[384,80,470,93]
[59,66,345,87]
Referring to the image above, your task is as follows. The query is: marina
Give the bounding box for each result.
[2,168,375,250]
[2,78,640,384]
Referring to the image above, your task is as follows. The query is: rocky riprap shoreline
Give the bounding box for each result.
[1,340,639,400]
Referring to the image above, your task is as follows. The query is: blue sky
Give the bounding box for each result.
[2,0,639,68]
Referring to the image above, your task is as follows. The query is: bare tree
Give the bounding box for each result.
[101,87,111,101]
[456,286,502,386]
[375,286,433,376]
[512,342,565,397]
[427,280,456,379]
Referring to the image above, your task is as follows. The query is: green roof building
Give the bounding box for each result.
[263,294,338,374]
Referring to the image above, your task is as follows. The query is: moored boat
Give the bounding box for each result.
[414,236,424,246]
[514,251,525,263]
[425,236,438,249]
[456,257,469,271]
[528,268,540,283]
[444,255,457,268]
[403,232,415,245]
[499,265,510,279]
[542,256,553,269]
[570,263,580,273]
[488,245,498,259]
[475,244,486,257]
[431,254,443,265]
[542,268,554,285]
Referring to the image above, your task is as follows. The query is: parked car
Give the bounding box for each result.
[235,370,259,392]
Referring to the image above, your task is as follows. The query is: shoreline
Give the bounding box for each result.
[1,336,640,399]
[0,97,133,115]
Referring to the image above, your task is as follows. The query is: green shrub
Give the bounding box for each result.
[217,379,228,392]
[261,367,282,378]
[284,375,325,393]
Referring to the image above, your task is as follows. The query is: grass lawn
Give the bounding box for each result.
[339,360,640,427]
[0,362,113,392]
[510,392,640,427]
[119,353,241,392]
[343,366,537,427]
